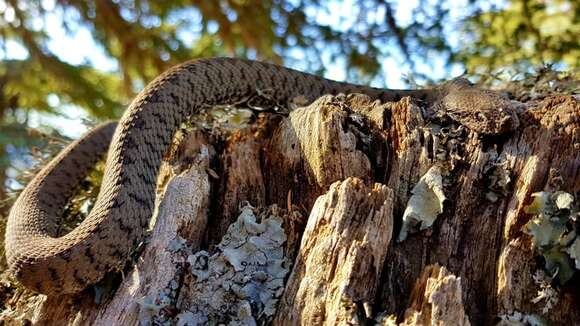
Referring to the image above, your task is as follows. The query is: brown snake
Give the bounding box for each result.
[4,57,518,295]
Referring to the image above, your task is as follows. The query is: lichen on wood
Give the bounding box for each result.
[1,90,579,326]
[174,205,291,325]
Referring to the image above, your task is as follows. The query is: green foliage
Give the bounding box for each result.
[0,0,578,204]
[460,0,580,74]
[1,0,578,122]
[1,59,124,118]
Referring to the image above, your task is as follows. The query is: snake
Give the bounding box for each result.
[4,57,518,295]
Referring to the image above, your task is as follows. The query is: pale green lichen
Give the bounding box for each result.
[167,235,187,252]
[524,192,551,215]
[134,205,291,325]
[565,238,580,269]
[524,190,579,285]
[397,166,446,242]
[203,106,254,129]
[181,205,289,325]
[525,214,566,249]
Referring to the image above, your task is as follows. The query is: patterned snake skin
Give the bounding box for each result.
[4,57,518,295]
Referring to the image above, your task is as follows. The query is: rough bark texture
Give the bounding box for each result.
[0,92,579,325]
[274,178,394,325]
[399,264,470,326]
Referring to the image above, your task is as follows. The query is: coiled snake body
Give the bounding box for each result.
[4,58,517,295]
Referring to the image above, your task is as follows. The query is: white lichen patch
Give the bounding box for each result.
[182,205,289,325]
[554,191,575,211]
[176,311,205,326]
[496,311,547,326]
[136,291,173,325]
[398,166,446,242]
[566,237,580,269]
[531,270,558,314]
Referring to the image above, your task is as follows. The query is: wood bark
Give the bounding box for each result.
[0,93,579,325]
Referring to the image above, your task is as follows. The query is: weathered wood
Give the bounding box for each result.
[495,96,580,324]
[377,94,579,325]
[264,95,376,210]
[2,92,579,325]
[21,134,214,326]
[398,264,470,326]
[273,178,394,325]
[88,149,212,325]
[207,128,267,247]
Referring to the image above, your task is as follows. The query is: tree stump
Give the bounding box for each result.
[1,93,579,325]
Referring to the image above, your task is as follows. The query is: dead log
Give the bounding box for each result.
[1,92,579,325]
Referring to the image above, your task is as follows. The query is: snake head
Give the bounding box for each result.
[438,78,520,135]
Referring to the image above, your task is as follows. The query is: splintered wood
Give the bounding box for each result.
[400,264,469,326]
[274,178,394,325]
[3,93,579,325]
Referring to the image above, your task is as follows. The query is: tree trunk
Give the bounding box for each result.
[1,93,579,325]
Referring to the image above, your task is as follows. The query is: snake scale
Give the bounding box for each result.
[4,57,518,295]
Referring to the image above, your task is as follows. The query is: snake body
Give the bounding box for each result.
[4,58,516,295]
